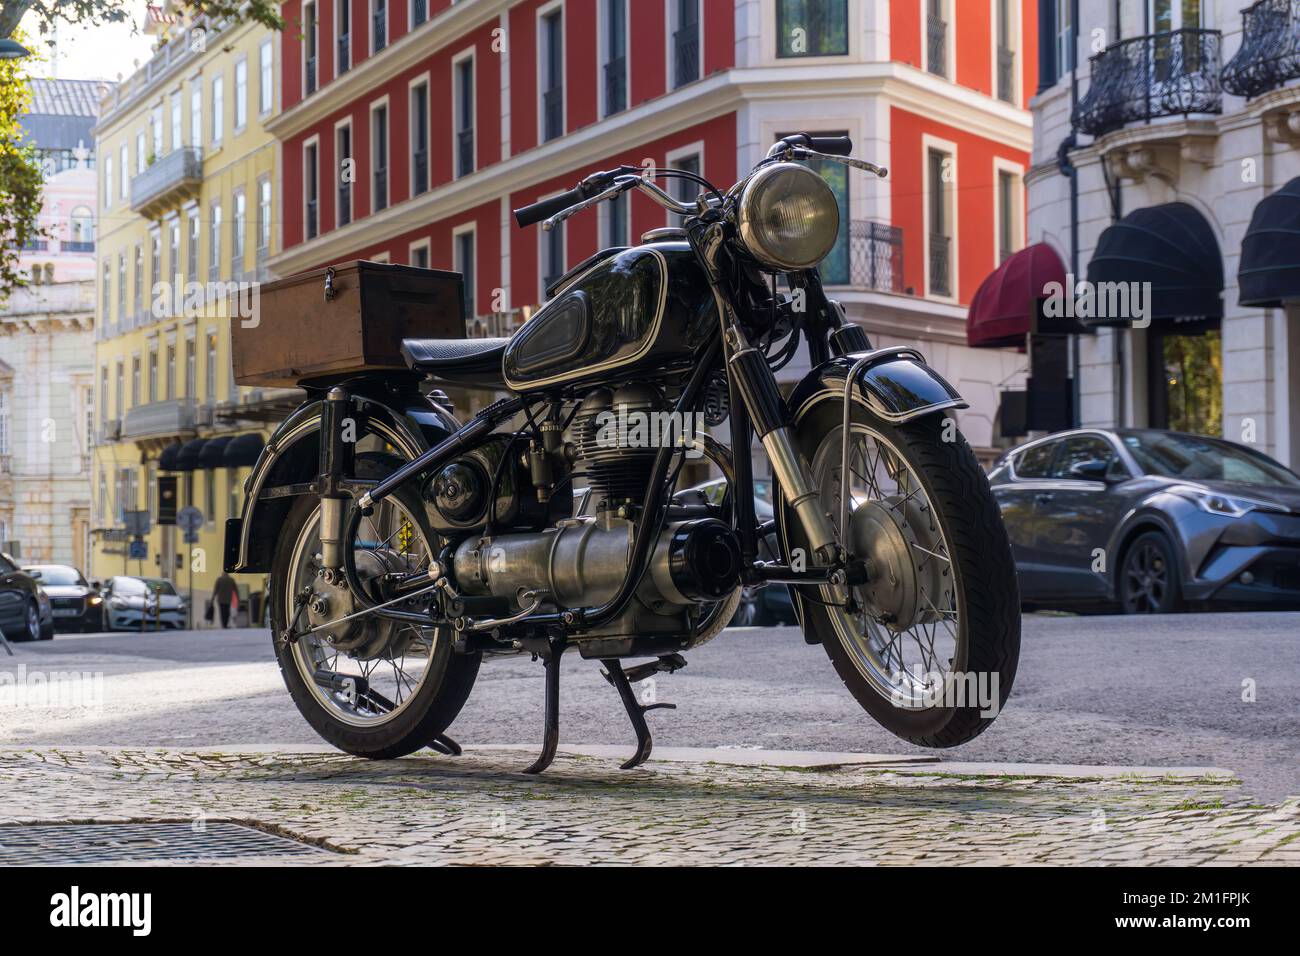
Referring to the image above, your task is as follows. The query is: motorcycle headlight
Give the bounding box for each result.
[737,163,840,271]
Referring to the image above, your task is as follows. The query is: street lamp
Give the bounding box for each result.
[0,37,31,59]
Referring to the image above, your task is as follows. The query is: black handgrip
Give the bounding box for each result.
[806,135,853,156]
[514,186,589,228]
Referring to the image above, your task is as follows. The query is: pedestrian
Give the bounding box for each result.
[212,572,237,628]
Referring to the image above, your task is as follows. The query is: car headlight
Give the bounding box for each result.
[737,162,840,271]
[1169,484,1285,518]
[88,594,102,606]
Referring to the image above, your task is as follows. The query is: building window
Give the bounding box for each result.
[187,208,200,280]
[335,124,352,228]
[99,364,108,428]
[540,9,564,142]
[373,0,388,54]
[996,167,1023,265]
[100,259,110,330]
[412,0,428,28]
[927,146,953,297]
[232,187,246,278]
[165,342,176,399]
[257,177,271,265]
[259,38,274,114]
[1054,0,1074,82]
[791,133,849,284]
[209,200,222,280]
[305,140,320,239]
[455,228,476,319]
[776,0,848,58]
[234,57,248,129]
[996,0,1015,103]
[132,244,143,320]
[70,207,94,249]
[604,190,628,248]
[149,229,161,298]
[371,104,388,212]
[136,131,146,173]
[927,0,949,78]
[119,144,128,198]
[410,241,430,268]
[151,104,164,158]
[602,0,627,115]
[206,333,218,403]
[211,74,224,143]
[454,57,474,177]
[117,253,126,326]
[114,361,124,423]
[411,80,430,194]
[671,0,700,86]
[190,81,202,148]
[130,356,141,409]
[104,154,112,208]
[148,348,158,402]
[185,336,197,399]
[304,2,319,95]
[168,219,180,285]
[337,0,351,73]
[170,90,182,151]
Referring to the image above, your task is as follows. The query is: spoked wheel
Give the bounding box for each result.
[783,404,1020,746]
[271,454,479,759]
[1119,531,1182,614]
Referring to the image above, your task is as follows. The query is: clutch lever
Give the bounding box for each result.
[784,147,888,178]
[542,176,639,232]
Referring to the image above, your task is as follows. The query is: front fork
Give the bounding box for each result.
[318,386,357,570]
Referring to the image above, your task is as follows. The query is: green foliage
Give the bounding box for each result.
[0,2,284,39]
[0,30,43,303]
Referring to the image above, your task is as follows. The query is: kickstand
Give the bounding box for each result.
[0,630,12,657]
[603,659,676,770]
[428,733,461,756]
[523,639,565,774]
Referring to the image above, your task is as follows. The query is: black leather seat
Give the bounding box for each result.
[401,337,509,387]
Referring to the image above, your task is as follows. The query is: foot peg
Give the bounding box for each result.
[602,658,681,770]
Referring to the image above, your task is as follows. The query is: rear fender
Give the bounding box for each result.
[224,386,455,574]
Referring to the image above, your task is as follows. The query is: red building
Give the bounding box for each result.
[268,0,1035,456]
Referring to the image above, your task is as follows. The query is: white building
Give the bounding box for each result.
[1027,0,1300,467]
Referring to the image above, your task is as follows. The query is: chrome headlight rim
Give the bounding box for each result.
[736,162,841,272]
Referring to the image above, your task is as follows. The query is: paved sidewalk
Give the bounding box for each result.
[2,746,1297,865]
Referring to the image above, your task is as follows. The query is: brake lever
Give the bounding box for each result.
[542,178,638,232]
[784,147,888,178]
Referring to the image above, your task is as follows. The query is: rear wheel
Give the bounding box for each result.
[783,404,1020,747]
[270,454,480,759]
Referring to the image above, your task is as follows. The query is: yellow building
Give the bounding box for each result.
[91,17,293,624]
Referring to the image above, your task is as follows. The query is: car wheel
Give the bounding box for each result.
[23,601,41,642]
[1120,531,1184,614]
[730,587,761,627]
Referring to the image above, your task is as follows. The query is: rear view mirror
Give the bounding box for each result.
[28,570,41,579]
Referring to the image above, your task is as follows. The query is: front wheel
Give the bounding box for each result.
[782,405,1021,747]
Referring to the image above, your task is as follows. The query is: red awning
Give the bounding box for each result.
[967,243,1067,349]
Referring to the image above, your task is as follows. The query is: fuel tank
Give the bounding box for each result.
[503,241,717,391]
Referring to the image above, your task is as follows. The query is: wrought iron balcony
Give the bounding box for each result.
[1073,29,1223,137]
[998,45,1016,102]
[130,147,202,218]
[1223,0,1300,98]
[604,56,627,114]
[927,15,948,77]
[337,184,351,227]
[412,0,427,27]
[373,9,387,52]
[373,168,388,212]
[831,221,906,293]
[121,398,198,441]
[673,26,699,87]
[338,33,350,74]
[63,240,95,252]
[305,55,317,95]
[413,147,429,193]
[543,87,563,141]
[306,198,319,240]
[929,233,952,297]
[456,129,473,178]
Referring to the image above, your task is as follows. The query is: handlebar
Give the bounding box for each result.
[775,133,853,156]
[514,186,595,228]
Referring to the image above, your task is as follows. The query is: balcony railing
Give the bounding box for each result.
[929,233,952,297]
[338,33,350,74]
[673,26,699,87]
[121,398,198,441]
[130,147,202,216]
[542,87,563,141]
[338,183,351,227]
[1222,0,1300,98]
[997,45,1016,102]
[22,238,47,251]
[456,129,473,177]
[413,147,429,193]
[305,55,317,95]
[373,9,387,52]
[64,240,95,252]
[604,56,627,114]
[373,169,388,212]
[306,198,319,239]
[412,0,427,27]
[927,16,948,77]
[1073,29,1223,137]
[846,221,905,293]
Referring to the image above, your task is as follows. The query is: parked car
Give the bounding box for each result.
[100,576,188,631]
[0,552,54,641]
[989,428,1300,613]
[21,564,102,632]
[690,478,797,628]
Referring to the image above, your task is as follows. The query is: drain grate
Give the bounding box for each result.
[0,822,334,865]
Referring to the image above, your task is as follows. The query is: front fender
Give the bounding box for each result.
[788,347,968,425]
[224,386,455,574]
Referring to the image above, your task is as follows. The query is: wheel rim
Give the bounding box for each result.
[286,495,440,728]
[1125,543,1167,613]
[27,603,39,639]
[808,424,962,709]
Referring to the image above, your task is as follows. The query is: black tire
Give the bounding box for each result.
[270,464,481,760]
[784,408,1021,748]
[1119,531,1183,614]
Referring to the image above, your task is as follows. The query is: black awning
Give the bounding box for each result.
[175,438,207,472]
[1085,202,1223,327]
[158,441,185,472]
[196,436,233,469]
[1240,177,1300,308]
[223,432,265,467]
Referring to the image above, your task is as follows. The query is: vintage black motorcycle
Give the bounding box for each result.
[225,134,1021,772]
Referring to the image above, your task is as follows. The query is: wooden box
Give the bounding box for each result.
[232,260,465,388]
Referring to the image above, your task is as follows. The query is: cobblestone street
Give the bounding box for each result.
[3,746,1297,866]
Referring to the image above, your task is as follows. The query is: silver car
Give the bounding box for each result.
[989,429,1300,613]
[101,576,189,631]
